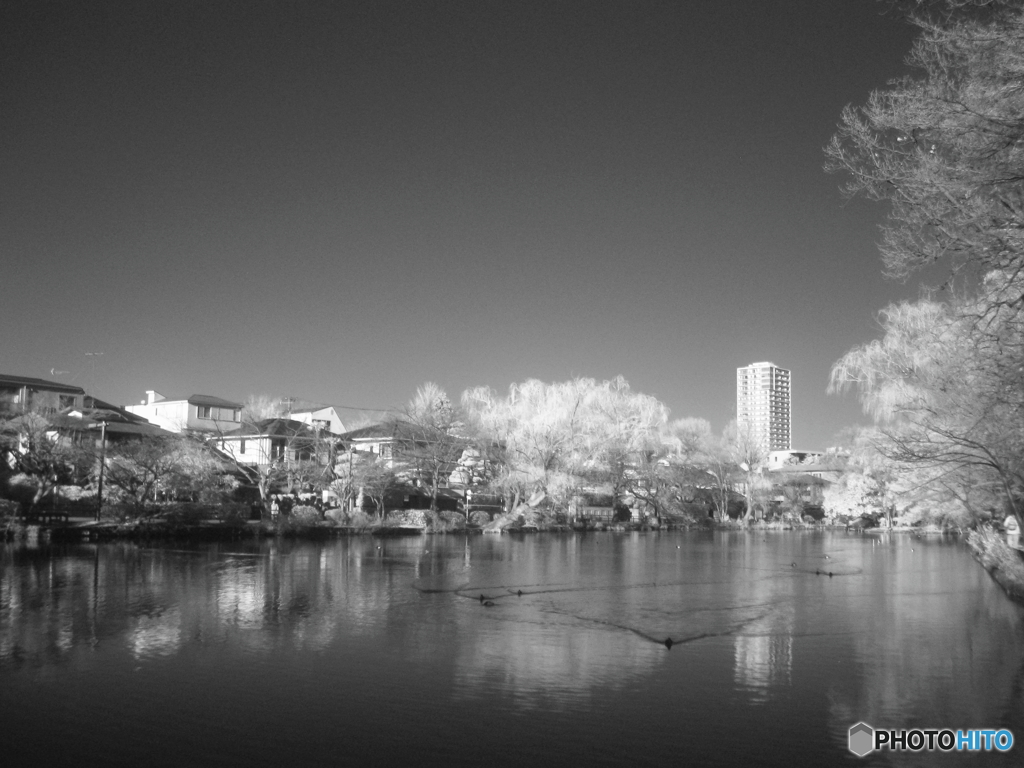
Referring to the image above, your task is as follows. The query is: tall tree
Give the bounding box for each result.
[723,419,770,521]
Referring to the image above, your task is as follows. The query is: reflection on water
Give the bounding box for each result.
[1,532,1023,767]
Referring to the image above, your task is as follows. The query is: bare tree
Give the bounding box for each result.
[401,383,466,513]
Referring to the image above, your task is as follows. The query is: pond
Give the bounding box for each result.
[2,531,1022,767]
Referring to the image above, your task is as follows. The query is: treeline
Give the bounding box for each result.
[2,377,809,525]
[332,377,797,524]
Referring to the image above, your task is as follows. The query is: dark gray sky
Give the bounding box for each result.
[2,1,921,446]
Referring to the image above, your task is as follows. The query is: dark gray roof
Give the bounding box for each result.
[144,393,242,408]
[0,374,85,395]
[49,410,174,437]
[219,418,330,439]
[187,394,243,408]
[84,396,151,423]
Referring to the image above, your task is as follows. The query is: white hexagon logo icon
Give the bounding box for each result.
[848,722,874,757]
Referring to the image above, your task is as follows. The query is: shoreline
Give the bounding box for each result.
[2,516,969,544]
[965,526,1024,604]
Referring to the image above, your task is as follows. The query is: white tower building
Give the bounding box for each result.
[736,362,791,451]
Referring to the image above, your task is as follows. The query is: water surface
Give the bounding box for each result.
[2,531,1022,766]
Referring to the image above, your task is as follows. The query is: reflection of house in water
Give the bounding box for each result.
[733,605,794,703]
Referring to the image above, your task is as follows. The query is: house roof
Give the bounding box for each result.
[49,409,174,437]
[219,418,327,439]
[138,393,242,408]
[84,396,151,424]
[772,472,831,486]
[772,462,842,475]
[337,420,421,441]
[187,394,243,408]
[0,374,85,395]
[288,404,333,414]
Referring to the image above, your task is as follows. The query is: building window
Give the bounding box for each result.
[198,406,212,419]
[233,409,241,422]
[58,394,76,409]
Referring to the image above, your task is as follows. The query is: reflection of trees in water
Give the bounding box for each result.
[825,540,1024,753]
[0,540,414,664]
[733,612,793,704]
[728,534,795,703]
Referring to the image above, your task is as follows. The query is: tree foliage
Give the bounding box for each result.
[462,377,667,514]
[828,0,1024,527]
[831,293,1024,523]
[401,382,465,512]
[0,411,93,510]
[825,1,1024,286]
[104,436,234,509]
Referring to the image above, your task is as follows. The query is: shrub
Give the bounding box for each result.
[290,505,321,523]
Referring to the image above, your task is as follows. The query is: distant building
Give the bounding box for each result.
[736,362,791,452]
[125,390,242,434]
[767,450,822,471]
[0,374,85,415]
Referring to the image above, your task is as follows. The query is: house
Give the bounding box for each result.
[125,390,243,434]
[0,374,85,415]
[336,420,424,464]
[217,418,336,467]
[288,405,346,435]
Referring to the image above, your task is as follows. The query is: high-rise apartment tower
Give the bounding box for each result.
[736,362,791,451]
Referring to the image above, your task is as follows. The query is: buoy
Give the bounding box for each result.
[664,638,674,649]
[479,594,485,603]
[517,590,523,596]
[791,562,797,567]
[828,572,833,577]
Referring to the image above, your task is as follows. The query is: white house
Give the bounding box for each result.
[288,405,346,435]
[217,418,328,467]
[125,390,242,434]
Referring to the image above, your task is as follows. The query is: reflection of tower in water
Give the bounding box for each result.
[733,605,794,703]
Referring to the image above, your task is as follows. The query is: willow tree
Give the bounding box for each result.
[831,297,1024,527]
[462,377,667,514]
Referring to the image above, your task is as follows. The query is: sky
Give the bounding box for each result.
[2,0,924,447]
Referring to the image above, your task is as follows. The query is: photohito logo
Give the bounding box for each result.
[848,722,1013,756]
[848,723,874,757]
